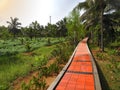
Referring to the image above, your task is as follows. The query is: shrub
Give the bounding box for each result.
[19,38,24,45]
[40,79,47,90]
[51,42,73,64]
[34,56,48,68]
[49,63,59,75]
[25,42,31,52]
[41,67,49,78]
[21,76,47,90]
[45,38,51,46]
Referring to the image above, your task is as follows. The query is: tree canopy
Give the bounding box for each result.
[73,0,120,51]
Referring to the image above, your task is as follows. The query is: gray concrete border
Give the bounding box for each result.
[86,40,102,90]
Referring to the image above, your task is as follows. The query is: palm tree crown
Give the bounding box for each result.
[74,0,120,51]
[7,17,21,37]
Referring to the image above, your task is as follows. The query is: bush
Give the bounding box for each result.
[34,56,48,68]
[49,63,59,75]
[51,42,73,64]
[21,76,47,90]
[25,42,31,52]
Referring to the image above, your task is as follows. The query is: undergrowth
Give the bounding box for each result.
[90,43,120,90]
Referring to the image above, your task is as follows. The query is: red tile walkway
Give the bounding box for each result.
[56,38,95,90]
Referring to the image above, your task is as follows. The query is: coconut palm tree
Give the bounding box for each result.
[74,0,120,51]
[29,21,41,38]
[56,18,67,37]
[7,17,21,38]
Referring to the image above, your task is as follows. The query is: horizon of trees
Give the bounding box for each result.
[0,17,68,39]
[0,0,120,51]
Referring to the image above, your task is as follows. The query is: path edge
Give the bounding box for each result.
[47,42,79,90]
[87,39,102,90]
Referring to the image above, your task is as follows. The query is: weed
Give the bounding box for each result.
[108,49,119,56]
[49,63,59,75]
[34,55,48,68]
[40,79,47,90]
[42,67,50,78]
[21,76,47,90]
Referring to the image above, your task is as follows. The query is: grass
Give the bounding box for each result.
[0,37,65,90]
[90,44,120,90]
[0,37,65,55]
[18,40,74,90]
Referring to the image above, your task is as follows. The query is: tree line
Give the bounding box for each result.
[0,0,120,51]
[0,17,68,40]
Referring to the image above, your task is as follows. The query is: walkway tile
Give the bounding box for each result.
[55,38,95,90]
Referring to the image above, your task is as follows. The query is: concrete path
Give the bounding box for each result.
[48,38,101,90]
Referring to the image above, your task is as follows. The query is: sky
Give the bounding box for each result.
[0,0,84,27]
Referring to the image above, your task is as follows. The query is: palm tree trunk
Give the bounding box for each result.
[100,10,104,52]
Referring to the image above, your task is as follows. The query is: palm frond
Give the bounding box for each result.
[6,21,12,25]
[74,2,89,11]
[108,0,120,10]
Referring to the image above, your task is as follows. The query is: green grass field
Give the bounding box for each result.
[0,37,65,90]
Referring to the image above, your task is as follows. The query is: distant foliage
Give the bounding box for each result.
[66,9,85,45]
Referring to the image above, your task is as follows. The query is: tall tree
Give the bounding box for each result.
[7,17,21,38]
[44,23,52,37]
[29,21,41,38]
[66,9,85,45]
[56,18,67,37]
[74,0,120,51]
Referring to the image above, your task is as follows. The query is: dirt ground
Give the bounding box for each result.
[11,58,59,90]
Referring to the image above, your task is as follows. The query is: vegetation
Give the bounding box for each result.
[0,15,76,89]
[66,9,85,46]
[90,44,120,90]
[0,37,66,90]
[74,0,120,51]
[0,0,120,89]
[19,41,74,90]
[73,0,120,89]
[7,17,21,38]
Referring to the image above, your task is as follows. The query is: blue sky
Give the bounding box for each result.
[0,0,84,27]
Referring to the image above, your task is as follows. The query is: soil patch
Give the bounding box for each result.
[11,58,58,90]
